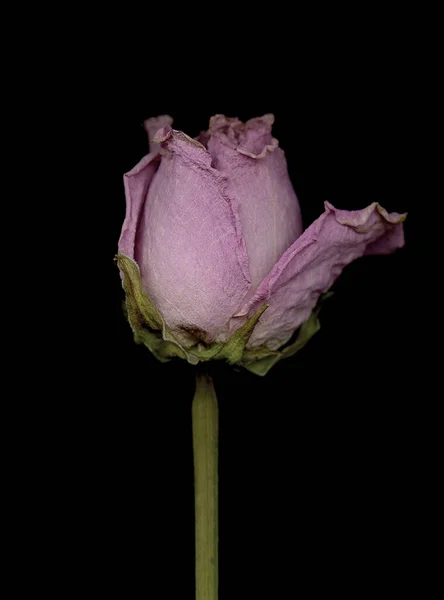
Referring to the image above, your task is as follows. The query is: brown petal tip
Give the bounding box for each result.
[325,201,407,228]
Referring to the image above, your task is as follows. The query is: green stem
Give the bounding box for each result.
[192,371,218,600]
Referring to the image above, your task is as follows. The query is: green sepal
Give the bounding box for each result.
[240,292,333,376]
[188,342,224,362]
[117,253,332,374]
[134,327,187,362]
[116,254,163,331]
[184,303,268,364]
[117,254,187,361]
[213,303,268,365]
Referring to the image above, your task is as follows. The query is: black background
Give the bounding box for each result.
[25,33,428,596]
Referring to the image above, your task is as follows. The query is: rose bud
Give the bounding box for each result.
[117,114,406,375]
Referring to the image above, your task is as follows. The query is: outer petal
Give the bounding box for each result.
[134,126,251,345]
[119,151,160,259]
[119,116,173,259]
[230,202,406,350]
[207,114,303,291]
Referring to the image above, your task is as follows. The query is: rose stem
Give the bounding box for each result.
[192,370,218,600]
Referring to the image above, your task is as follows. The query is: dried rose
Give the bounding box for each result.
[117,114,405,374]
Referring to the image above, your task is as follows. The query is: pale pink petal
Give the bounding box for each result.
[118,151,159,259]
[134,126,251,345]
[119,117,173,258]
[229,202,406,350]
[207,114,303,292]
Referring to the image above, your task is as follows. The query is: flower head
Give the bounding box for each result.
[117,114,406,374]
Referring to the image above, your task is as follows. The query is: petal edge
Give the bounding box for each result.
[230,202,406,350]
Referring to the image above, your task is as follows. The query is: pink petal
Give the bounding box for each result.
[209,113,278,158]
[119,116,173,259]
[207,114,303,291]
[134,126,251,345]
[143,115,173,154]
[230,202,406,350]
[119,151,160,260]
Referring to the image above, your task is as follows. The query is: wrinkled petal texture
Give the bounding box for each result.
[134,127,251,345]
[119,152,159,259]
[231,202,406,350]
[207,114,303,291]
[119,116,173,258]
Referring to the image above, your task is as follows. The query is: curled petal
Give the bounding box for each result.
[143,115,173,153]
[230,202,406,350]
[208,114,303,291]
[134,128,251,345]
[119,152,160,260]
[119,116,174,258]
[209,113,278,158]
